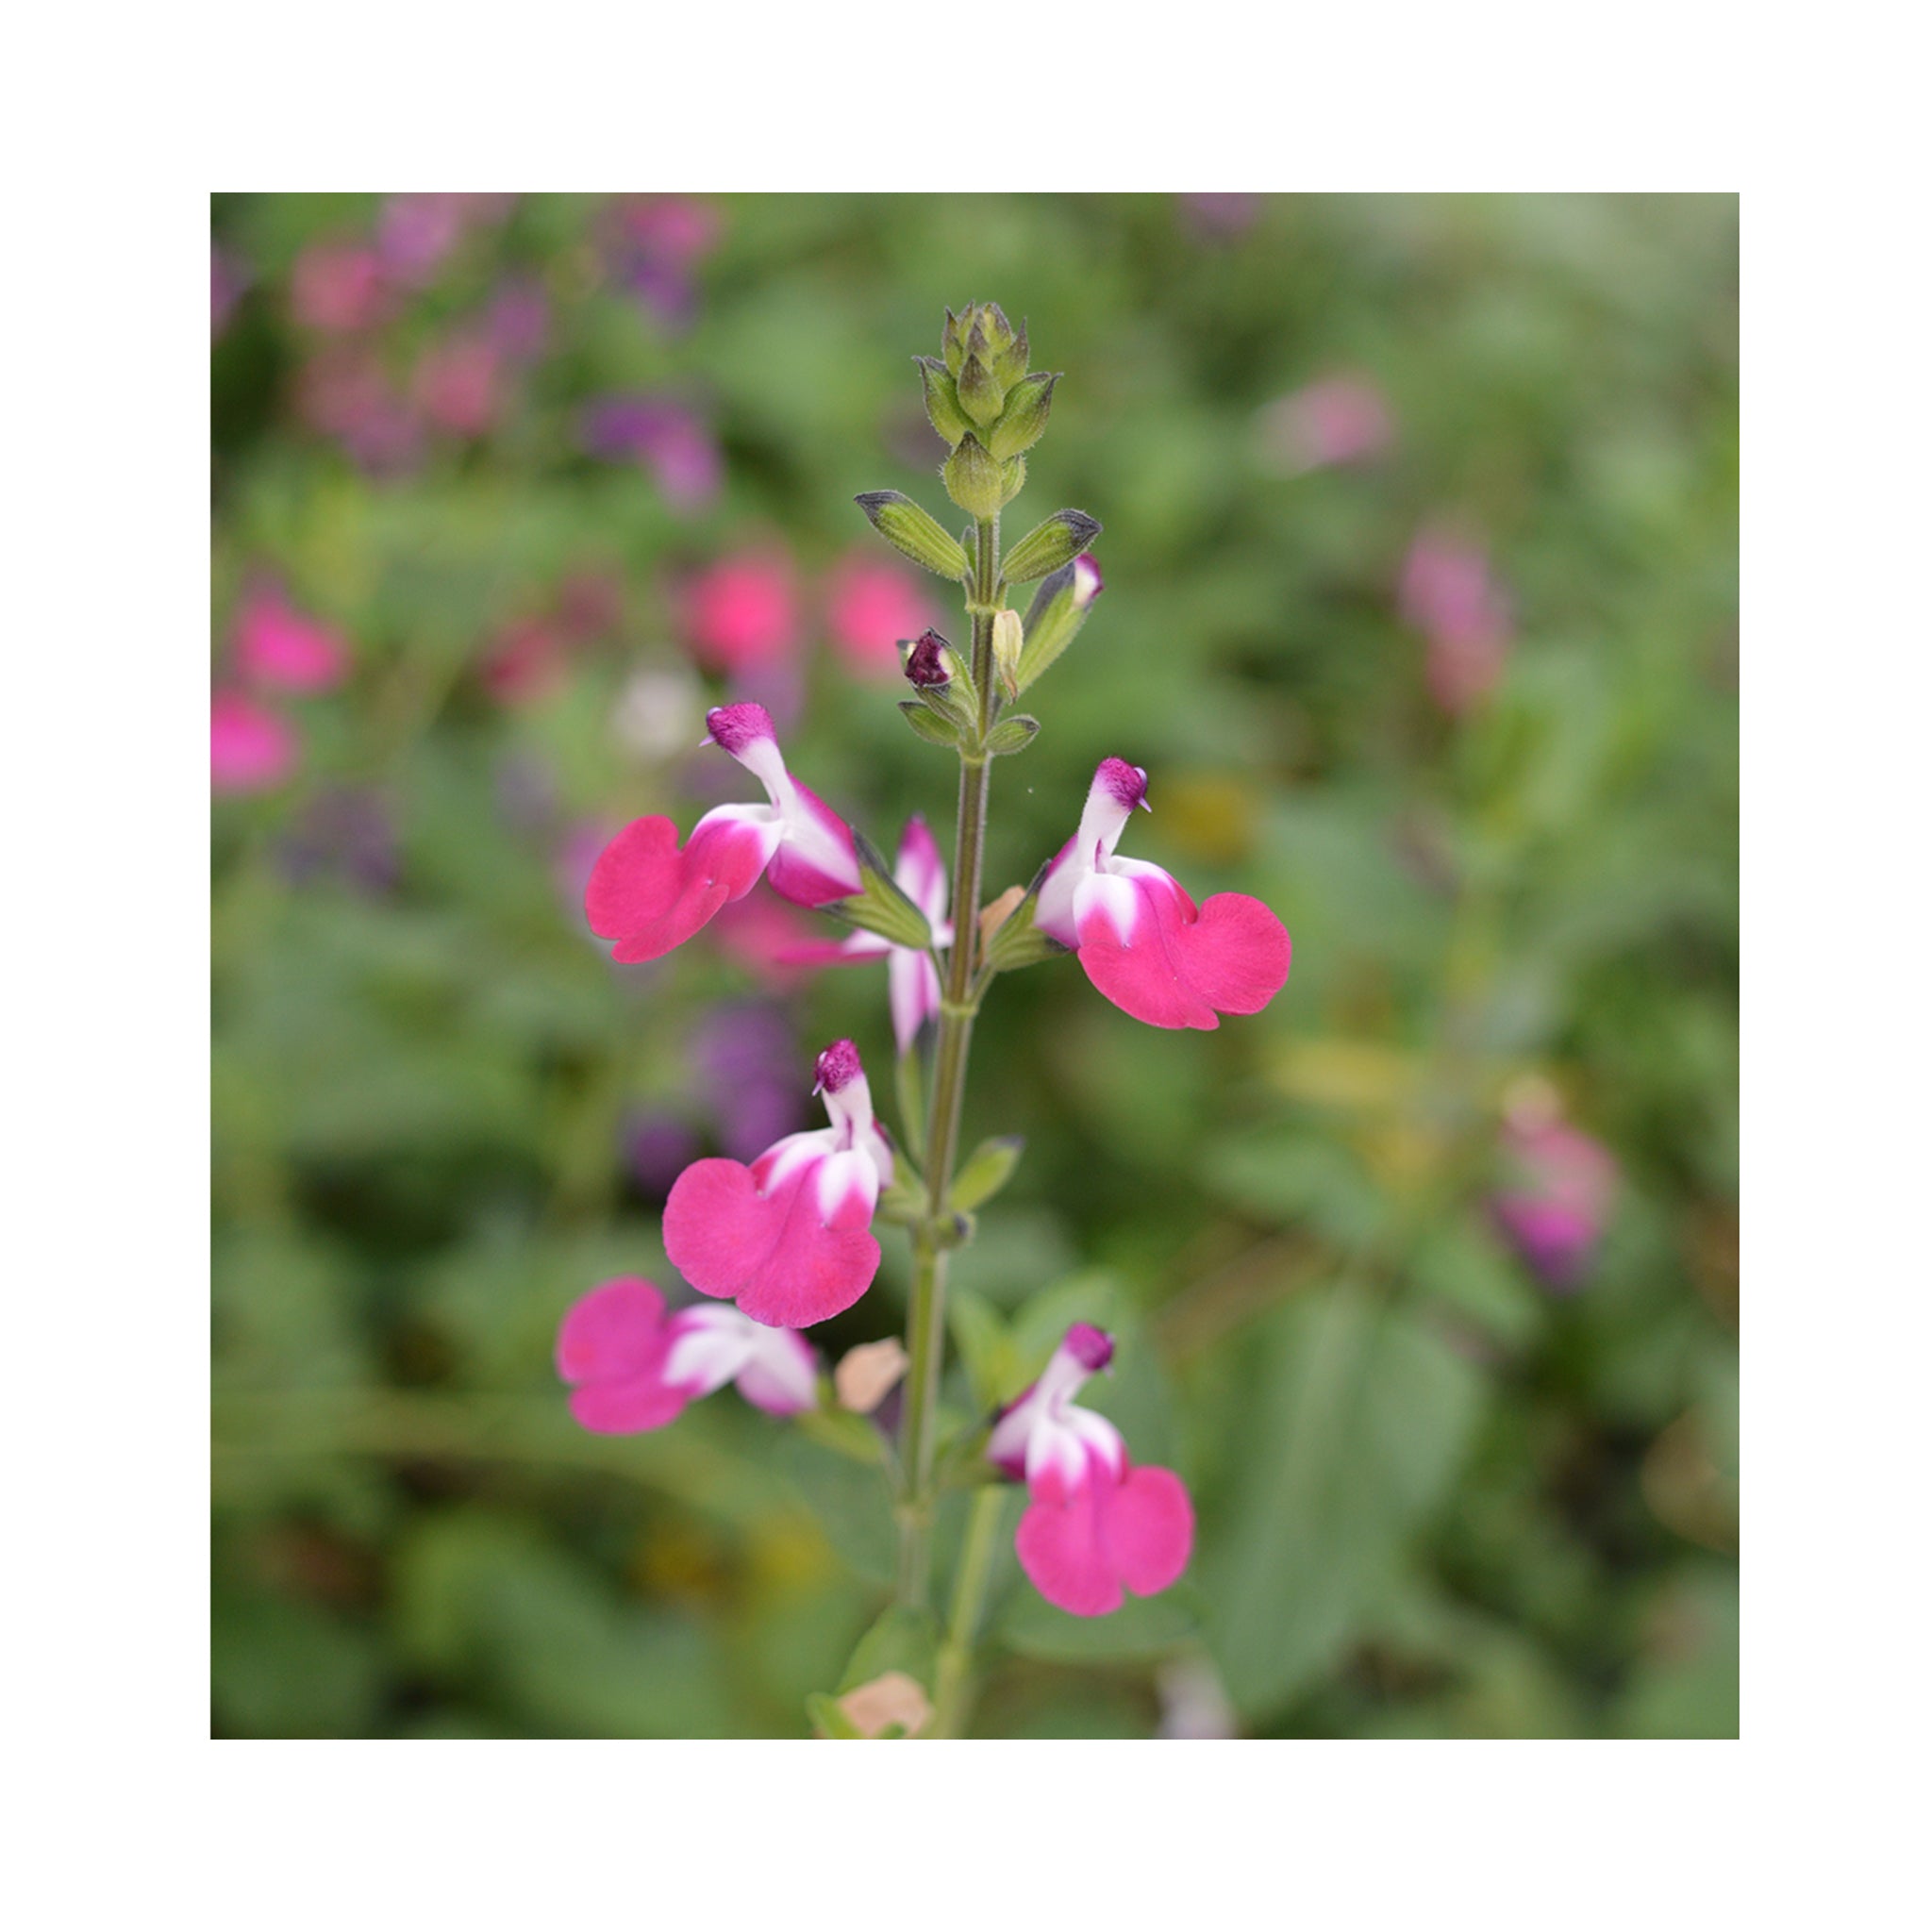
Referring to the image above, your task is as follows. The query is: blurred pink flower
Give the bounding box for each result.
[823,551,940,681]
[1491,1087,1619,1291]
[481,618,569,707]
[483,276,550,364]
[1257,375,1394,474]
[235,591,352,693]
[680,553,797,675]
[211,690,297,794]
[290,242,389,333]
[581,394,722,511]
[707,892,824,992]
[1400,525,1514,715]
[414,331,502,439]
[608,196,722,329]
[297,348,422,474]
[1180,192,1263,241]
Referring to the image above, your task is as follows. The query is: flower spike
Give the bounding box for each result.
[662,1039,893,1326]
[1035,758,1291,1030]
[556,1276,817,1433]
[987,1324,1194,1618]
[583,702,860,962]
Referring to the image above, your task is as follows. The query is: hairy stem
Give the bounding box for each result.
[895,512,999,1610]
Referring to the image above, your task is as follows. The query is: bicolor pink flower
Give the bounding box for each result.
[235,592,352,693]
[988,1324,1194,1618]
[1491,1091,1619,1291]
[211,690,297,794]
[680,554,796,674]
[778,816,952,1050]
[823,551,939,681]
[1400,525,1513,715]
[662,1040,891,1328]
[585,702,860,964]
[1036,758,1291,1031]
[557,1275,817,1433]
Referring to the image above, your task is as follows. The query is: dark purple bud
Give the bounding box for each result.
[904,629,953,689]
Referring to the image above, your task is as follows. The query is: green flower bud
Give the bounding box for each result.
[1000,508,1102,584]
[991,608,1023,697]
[942,434,1006,519]
[916,358,970,445]
[993,318,1029,390]
[855,491,972,580]
[1015,553,1104,691]
[956,351,1005,427]
[941,308,968,377]
[999,457,1027,507]
[988,371,1057,459]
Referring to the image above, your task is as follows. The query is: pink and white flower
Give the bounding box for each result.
[584,702,861,964]
[1036,757,1291,1031]
[662,1039,893,1327]
[988,1324,1194,1618]
[778,816,952,1050]
[556,1275,817,1433]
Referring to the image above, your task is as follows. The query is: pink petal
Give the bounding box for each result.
[1076,876,1291,1030]
[211,690,298,793]
[764,779,861,906]
[662,1157,880,1328]
[236,597,353,692]
[894,815,948,923]
[734,1328,820,1415]
[1015,1461,1195,1618]
[554,1276,694,1434]
[584,814,773,963]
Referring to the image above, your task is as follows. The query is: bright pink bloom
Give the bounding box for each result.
[988,1324,1194,1618]
[557,1275,817,1433]
[1257,375,1394,473]
[235,592,352,693]
[1400,525,1513,715]
[824,552,940,681]
[211,690,297,794]
[1036,758,1291,1031]
[779,817,951,1051]
[680,554,796,675]
[585,702,860,964]
[414,331,502,439]
[1491,1093,1619,1291]
[662,1040,892,1328]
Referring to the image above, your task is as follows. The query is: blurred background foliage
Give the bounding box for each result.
[210,192,1738,1739]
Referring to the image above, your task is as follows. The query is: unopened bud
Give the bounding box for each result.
[991,608,1023,697]
[941,307,968,376]
[988,371,1057,460]
[999,457,1027,507]
[855,491,971,580]
[916,358,971,446]
[903,627,954,688]
[956,351,1005,427]
[994,318,1029,390]
[1015,553,1104,691]
[1001,508,1102,584]
[835,1337,909,1414]
[941,434,1006,519]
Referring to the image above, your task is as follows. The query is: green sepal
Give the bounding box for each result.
[894,1035,928,1166]
[999,456,1027,507]
[941,433,1005,519]
[794,1404,889,1465]
[807,1691,866,1739]
[831,828,937,948]
[1001,508,1102,584]
[947,1288,1019,1412]
[875,1168,929,1227]
[941,308,968,376]
[985,714,1040,757]
[1015,554,1102,691]
[855,491,971,580]
[993,318,1029,389]
[838,1605,941,1696]
[916,357,971,446]
[957,350,1005,427]
[898,699,963,750]
[951,1135,1024,1212]
[982,864,1071,973]
[988,371,1057,460]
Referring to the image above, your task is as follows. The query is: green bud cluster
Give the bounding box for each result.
[920,303,1059,516]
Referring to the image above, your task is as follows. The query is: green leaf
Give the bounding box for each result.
[898,699,962,750]
[950,1135,1024,1212]
[833,828,935,949]
[779,1435,897,1586]
[836,1605,941,1694]
[807,1690,865,1739]
[947,1287,1019,1411]
[984,714,1040,757]
[981,873,1069,974]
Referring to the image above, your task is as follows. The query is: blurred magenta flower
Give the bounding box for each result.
[823,550,940,681]
[1400,525,1514,715]
[482,275,550,365]
[481,618,569,707]
[290,242,389,334]
[662,1040,891,1327]
[581,394,722,512]
[691,1001,807,1161]
[1491,1084,1619,1290]
[414,331,502,439]
[297,348,422,474]
[235,591,352,693]
[211,690,297,794]
[988,1324,1195,1618]
[375,193,511,287]
[678,554,798,675]
[1179,192,1263,240]
[557,1277,816,1433]
[554,817,618,924]
[625,1112,704,1200]
[707,892,824,993]
[607,195,722,329]
[1257,375,1394,475]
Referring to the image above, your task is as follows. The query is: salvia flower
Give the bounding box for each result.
[557,1276,816,1433]
[1036,758,1291,1030]
[679,553,796,673]
[662,1039,892,1327]
[1400,525,1513,716]
[211,690,297,794]
[234,591,352,693]
[987,1324,1194,1618]
[585,702,860,963]
[778,817,952,1050]
[1491,1084,1619,1291]
[824,551,939,681]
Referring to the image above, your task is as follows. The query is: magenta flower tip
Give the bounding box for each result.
[814,1038,864,1095]
[1096,757,1149,813]
[1064,1323,1114,1372]
[1073,554,1104,606]
[704,701,776,756]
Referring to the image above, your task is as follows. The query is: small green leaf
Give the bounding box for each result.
[984,715,1040,757]
[837,1605,941,1695]
[951,1135,1024,1212]
[832,830,936,950]
[947,1288,1018,1411]
[898,700,962,750]
[982,873,1070,974]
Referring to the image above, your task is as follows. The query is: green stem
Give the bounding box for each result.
[932,1485,1007,1737]
[895,512,999,1610]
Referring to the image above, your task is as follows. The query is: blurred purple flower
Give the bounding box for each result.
[483,276,550,365]
[1400,524,1514,715]
[1180,193,1263,241]
[1257,375,1395,475]
[212,244,248,338]
[581,394,722,511]
[555,818,618,926]
[375,193,516,286]
[624,1111,703,1201]
[414,330,503,439]
[607,195,721,329]
[493,750,561,837]
[298,348,423,474]
[275,787,399,894]
[1491,1085,1619,1291]
[691,1002,806,1161]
